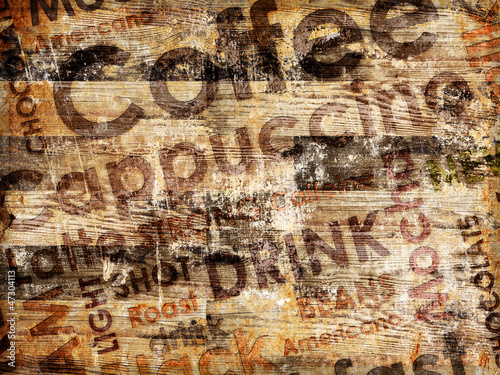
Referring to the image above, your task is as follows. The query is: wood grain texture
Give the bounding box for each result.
[0,0,499,373]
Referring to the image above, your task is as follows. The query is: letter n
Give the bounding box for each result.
[302,222,348,276]
[408,276,452,321]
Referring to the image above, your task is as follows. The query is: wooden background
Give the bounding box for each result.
[0,0,499,373]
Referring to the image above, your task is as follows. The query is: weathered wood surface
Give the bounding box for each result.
[0,0,499,373]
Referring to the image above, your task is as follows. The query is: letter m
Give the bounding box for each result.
[30,0,74,26]
[298,337,319,352]
[23,286,75,336]
[408,276,452,321]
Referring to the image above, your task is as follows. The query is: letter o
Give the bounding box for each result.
[74,0,104,11]
[10,81,30,96]
[409,246,438,276]
[479,292,500,312]
[294,9,363,78]
[150,48,219,118]
[486,312,500,333]
[152,262,178,287]
[150,337,166,353]
[145,307,160,323]
[474,271,495,292]
[389,315,400,326]
[16,97,36,117]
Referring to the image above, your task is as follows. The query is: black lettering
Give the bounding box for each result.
[74,0,103,11]
[248,241,286,289]
[111,273,130,299]
[216,7,253,100]
[106,156,155,219]
[152,262,178,287]
[294,9,362,78]
[443,331,466,375]
[62,229,93,270]
[413,354,442,375]
[210,127,252,175]
[302,222,348,275]
[0,170,52,230]
[129,268,151,294]
[31,247,64,279]
[96,231,125,262]
[26,136,47,153]
[480,292,499,311]
[54,46,145,138]
[56,168,105,216]
[249,0,285,92]
[334,358,353,375]
[348,211,390,262]
[30,0,75,26]
[425,72,472,117]
[206,314,229,341]
[371,0,438,59]
[205,252,247,301]
[367,363,405,375]
[149,48,218,118]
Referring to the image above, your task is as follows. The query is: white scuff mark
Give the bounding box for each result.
[113,268,129,288]
[240,288,276,300]
[276,298,290,307]
[102,258,113,281]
